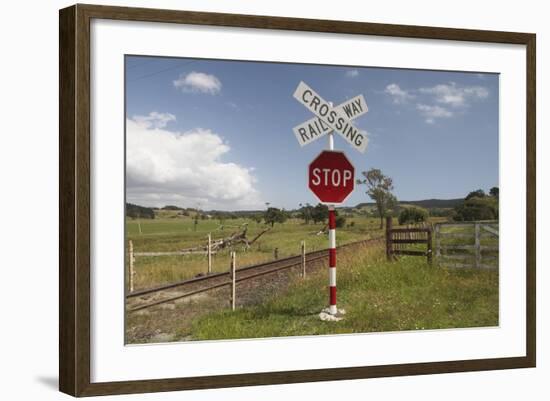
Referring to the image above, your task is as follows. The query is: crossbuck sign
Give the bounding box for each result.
[292,81,369,319]
[293,81,368,153]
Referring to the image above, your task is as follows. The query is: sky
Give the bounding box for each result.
[125,55,499,211]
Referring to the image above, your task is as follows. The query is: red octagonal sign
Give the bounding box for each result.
[308,150,355,204]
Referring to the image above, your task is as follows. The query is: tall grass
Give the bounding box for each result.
[126,216,385,289]
[190,244,499,340]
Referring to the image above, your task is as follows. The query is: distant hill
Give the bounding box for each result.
[161,205,184,211]
[355,198,463,210]
[126,203,155,219]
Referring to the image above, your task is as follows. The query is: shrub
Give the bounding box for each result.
[398,206,428,225]
[335,215,346,228]
[452,196,498,221]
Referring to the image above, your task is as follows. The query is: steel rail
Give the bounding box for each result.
[127,237,381,299]
[129,281,232,312]
[126,237,383,312]
[127,253,330,312]
[128,249,325,298]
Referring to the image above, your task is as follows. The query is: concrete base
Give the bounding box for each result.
[319,307,346,322]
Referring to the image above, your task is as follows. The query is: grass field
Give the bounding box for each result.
[189,244,499,340]
[126,214,386,290]
[124,213,498,343]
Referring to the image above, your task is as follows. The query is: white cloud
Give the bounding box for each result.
[419,82,488,107]
[173,71,222,94]
[131,112,176,129]
[384,83,414,104]
[126,118,262,210]
[345,69,359,78]
[416,104,453,124]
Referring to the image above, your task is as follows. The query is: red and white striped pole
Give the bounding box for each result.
[328,205,337,315]
[326,105,338,316]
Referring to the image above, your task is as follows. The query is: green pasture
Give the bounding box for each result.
[124,214,499,343]
[189,244,499,341]
[126,214,385,290]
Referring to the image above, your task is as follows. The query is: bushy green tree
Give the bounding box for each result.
[311,203,329,224]
[452,194,498,221]
[465,189,486,200]
[398,206,428,225]
[298,203,314,224]
[264,207,287,227]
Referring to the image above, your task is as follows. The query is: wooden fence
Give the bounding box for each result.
[127,238,310,296]
[434,221,499,269]
[385,216,432,264]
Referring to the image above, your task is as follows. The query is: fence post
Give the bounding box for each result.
[427,227,433,265]
[301,240,306,278]
[386,216,393,261]
[435,224,441,260]
[207,233,212,274]
[475,223,481,268]
[128,240,135,293]
[230,251,236,310]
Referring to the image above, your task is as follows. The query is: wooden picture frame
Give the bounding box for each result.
[59,3,536,397]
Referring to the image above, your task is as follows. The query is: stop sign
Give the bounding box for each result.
[308,150,355,204]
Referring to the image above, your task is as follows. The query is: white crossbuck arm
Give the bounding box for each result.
[293,81,368,153]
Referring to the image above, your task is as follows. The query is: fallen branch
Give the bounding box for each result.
[314,224,328,236]
[171,223,272,255]
[248,227,271,246]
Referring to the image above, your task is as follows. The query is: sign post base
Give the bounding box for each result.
[319,307,346,322]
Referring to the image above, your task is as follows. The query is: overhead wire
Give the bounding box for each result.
[127,60,198,82]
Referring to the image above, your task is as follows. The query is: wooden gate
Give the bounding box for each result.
[434,221,499,269]
[385,216,433,264]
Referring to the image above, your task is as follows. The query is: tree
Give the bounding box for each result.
[298,203,314,224]
[356,168,397,228]
[452,190,498,221]
[489,186,499,198]
[452,197,498,221]
[264,207,287,227]
[398,206,428,225]
[311,203,329,224]
[465,189,486,200]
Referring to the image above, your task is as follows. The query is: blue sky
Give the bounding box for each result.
[125,55,499,211]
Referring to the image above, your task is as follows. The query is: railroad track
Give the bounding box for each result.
[126,236,382,312]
